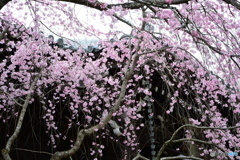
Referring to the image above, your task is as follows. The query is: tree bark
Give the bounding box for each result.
[1,74,40,160]
[0,0,11,10]
[0,0,239,12]
[56,0,240,11]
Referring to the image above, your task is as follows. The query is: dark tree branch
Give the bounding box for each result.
[227,0,240,9]
[230,55,240,70]
[55,0,240,11]
[0,0,10,10]
[0,0,240,12]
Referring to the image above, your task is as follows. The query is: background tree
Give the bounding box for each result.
[0,0,240,160]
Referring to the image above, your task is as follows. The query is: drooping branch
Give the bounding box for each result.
[49,39,142,160]
[1,74,41,160]
[49,18,170,158]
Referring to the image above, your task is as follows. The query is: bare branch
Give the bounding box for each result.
[230,55,240,58]
[12,148,53,156]
[55,0,240,11]
[1,0,240,12]
[54,0,187,11]
[230,55,240,70]
[139,46,172,56]
[132,154,150,160]
[56,0,144,10]
[39,20,83,47]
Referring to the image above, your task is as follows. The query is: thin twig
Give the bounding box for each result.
[0,90,24,107]
[132,153,150,160]
[12,148,53,156]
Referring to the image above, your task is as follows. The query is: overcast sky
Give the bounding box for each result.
[1,0,135,43]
